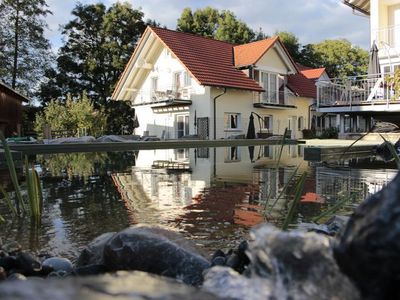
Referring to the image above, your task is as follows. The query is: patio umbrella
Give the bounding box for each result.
[132,114,140,129]
[248,146,255,162]
[246,114,256,139]
[367,41,380,78]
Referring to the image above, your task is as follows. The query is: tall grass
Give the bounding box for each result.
[0,133,43,222]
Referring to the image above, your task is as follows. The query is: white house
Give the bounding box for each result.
[316,0,400,136]
[112,27,325,140]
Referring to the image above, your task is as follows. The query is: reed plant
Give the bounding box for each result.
[0,133,43,222]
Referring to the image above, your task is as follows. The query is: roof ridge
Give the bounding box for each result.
[234,36,278,49]
[149,26,236,46]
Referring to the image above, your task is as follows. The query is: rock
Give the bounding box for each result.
[0,256,17,271]
[0,266,6,281]
[7,273,27,280]
[47,270,69,278]
[296,222,330,235]
[334,171,400,299]
[325,215,349,235]
[15,252,42,276]
[77,225,210,286]
[203,224,360,300]
[0,270,223,300]
[204,266,273,300]
[76,232,115,267]
[211,256,226,266]
[42,257,73,273]
[73,264,108,276]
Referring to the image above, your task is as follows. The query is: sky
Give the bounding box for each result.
[45,0,370,50]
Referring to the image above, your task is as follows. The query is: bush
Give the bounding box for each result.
[318,127,338,139]
[302,129,315,139]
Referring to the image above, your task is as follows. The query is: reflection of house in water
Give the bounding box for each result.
[315,165,397,203]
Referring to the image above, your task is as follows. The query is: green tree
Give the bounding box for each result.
[300,39,368,78]
[176,7,254,43]
[0,0,52,95]
[276,31,301,61]
[38,2,147,106]
[34,92,106,138]
[215,11,255,44]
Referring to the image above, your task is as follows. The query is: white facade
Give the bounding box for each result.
[113,29,315,140]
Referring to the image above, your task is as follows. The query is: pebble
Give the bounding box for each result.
[42,257,73,273]
[7,273,27,280]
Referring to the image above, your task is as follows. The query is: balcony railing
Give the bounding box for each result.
[135,85,192,104]
[317,74,399,108]
[373,25,400,49]
[253,90,295,107]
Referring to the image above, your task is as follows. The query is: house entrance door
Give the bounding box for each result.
[176,114,189,138]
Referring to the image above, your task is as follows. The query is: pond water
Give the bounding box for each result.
[0,145,397,261]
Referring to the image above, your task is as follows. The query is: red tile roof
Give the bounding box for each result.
[287,65,326,98]
[296,63,326,79]
[233,37,278,67]
[150,27,264,92]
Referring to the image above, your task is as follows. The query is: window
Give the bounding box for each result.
[151,77,158,92]
[184,71,192,86]
[174,72,181,90]
[224,146,241,162]
[176,115,189,138]
[261,72,278,103]
[225,113,241,130]
[262,115,273,131]
[298,116,304,131]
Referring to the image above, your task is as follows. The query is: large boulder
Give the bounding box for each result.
[334,171,400,299]
[0,270,223,300]
[203,224,359,300]
[76,225,210,285]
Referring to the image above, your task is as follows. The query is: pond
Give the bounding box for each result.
[0,145,397,261]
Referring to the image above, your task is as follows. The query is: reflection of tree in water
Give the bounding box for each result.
[38,152,136,180]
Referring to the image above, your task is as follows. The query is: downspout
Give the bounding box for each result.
[213,87,227,179]
[213,87,227,140]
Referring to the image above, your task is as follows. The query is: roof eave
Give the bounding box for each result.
[343,0,370,16]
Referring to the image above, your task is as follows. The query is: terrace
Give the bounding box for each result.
[316,73,400,113]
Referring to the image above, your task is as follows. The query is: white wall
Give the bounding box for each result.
[133,48,209,138]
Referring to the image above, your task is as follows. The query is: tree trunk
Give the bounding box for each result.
[12,3,20,89]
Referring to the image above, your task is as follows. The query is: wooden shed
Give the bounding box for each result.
[0,82,29,137]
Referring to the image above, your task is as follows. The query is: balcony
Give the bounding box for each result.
[316,74,400,113]
[253,90,296,109]
[133,85,192,106]
[372,25,400,50]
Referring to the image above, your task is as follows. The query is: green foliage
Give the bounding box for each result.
[38,152,107,181]
[385,68,400,99]
[104,101,135,134]
[299,39,368,78]
[34,92,106,138]
[318,127,339,139]
[0,0,52,95]
[177,7,254,43]
[275,31,301,61]
[0,133,42,222]
[38,2,147,106]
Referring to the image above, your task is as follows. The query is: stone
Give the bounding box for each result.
[325,215,349,236]
[0,256,17,271]
[76,232,115,267]
[42,257,73,273]
[73,264,108,276]
[0,266,6,281]
[7,273,27,280]
[211,256,226,266]
[77,225,210,286]
[15,252,42,276]
[334,171,400,299]
[203,224,360,300]
[0,270,223,300]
